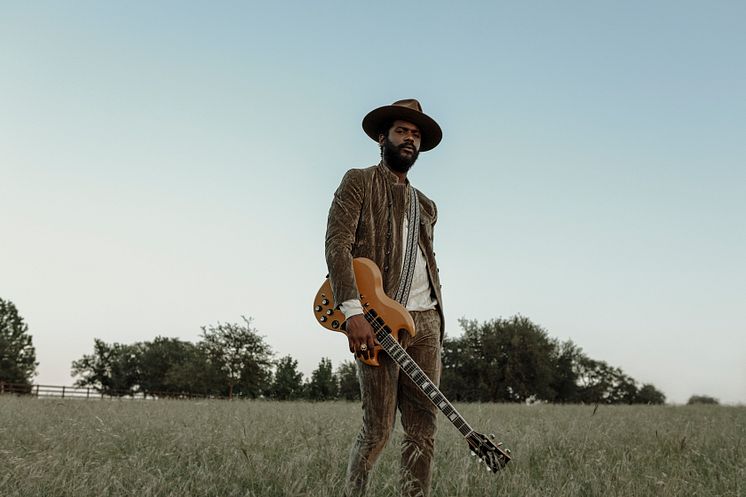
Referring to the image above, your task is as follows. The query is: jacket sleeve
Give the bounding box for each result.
[325,168,365,306]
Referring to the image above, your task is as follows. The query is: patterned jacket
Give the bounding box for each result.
[325,162,444,337]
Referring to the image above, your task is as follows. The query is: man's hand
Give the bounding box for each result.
[345,314,376,360]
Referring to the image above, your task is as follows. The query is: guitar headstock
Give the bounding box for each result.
[466,431,511,473]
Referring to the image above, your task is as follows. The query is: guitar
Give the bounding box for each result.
[313,257,511,472]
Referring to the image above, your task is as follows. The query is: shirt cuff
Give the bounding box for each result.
[339,299,364,319]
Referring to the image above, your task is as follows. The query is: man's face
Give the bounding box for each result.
[380,120,421,173]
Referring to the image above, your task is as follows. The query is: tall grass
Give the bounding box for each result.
[1,397,743,496]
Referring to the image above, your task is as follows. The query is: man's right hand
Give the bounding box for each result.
[345,314,377,360]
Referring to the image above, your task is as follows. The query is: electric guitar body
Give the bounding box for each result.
[314,257,413,366]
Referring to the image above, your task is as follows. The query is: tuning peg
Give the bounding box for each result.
[489,433,495,439]
[506,449,512,455]
[497,442,503,447]
[470,451,476,457]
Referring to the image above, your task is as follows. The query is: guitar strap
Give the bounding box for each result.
[394,186,420,306]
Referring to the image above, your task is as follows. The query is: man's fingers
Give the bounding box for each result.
[345,314,378,359]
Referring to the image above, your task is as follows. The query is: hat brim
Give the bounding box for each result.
[362,105,442,152]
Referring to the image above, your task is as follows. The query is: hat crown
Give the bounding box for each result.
[392,99,423,113]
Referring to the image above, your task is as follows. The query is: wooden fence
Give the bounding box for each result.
[0,382,225,400]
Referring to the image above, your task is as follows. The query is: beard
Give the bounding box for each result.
[382,136,419,173]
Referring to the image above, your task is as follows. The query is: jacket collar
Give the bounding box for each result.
[376,161,410,186]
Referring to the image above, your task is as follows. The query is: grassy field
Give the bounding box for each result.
[0,397,743,497]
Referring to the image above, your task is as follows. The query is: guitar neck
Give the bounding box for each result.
[364,310,474,438]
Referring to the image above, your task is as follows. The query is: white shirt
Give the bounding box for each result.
[339,216,437,319]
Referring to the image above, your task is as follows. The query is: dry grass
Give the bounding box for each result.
[0,397,743,496]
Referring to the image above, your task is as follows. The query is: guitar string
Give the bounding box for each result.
[362,309,475,438]
[362,310,507,469]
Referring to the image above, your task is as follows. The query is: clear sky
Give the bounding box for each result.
[1,1,744,404]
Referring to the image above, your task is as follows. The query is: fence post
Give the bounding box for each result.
[61,386,65,399]
[35,384,40,397]
[87,388,90,399]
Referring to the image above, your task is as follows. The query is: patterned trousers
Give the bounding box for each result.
[344,309,442,497]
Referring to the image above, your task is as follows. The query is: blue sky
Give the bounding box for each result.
[1,1,744,403]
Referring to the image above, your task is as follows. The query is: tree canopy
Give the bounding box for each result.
[336,360,361,401]
[687,395,719,405]
[0,298,38,387]
[440,316,666,404]
[306,357,338,401]
[66,313,664,404]
[200,316,273,398]
[71,339,139,396]
[270,355,304,400]
[72,317,273,398]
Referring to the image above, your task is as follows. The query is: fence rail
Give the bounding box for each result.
[0,382,226,400]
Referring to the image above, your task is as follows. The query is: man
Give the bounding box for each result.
[325,99,445,497]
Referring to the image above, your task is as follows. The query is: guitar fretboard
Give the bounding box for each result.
[364,308,474,438]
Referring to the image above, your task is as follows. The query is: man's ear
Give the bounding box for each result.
[378,133,385,146]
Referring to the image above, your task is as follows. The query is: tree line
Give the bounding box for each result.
[0,296,680,404]
[69,317,361,400]
[440,316,666,404]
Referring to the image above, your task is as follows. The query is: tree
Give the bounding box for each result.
[137,337,219,396]
[161,345,224,396]
[71,339,140,396]
[549,339,582,402]
[270,355,304,400]
[440,333,488,402]
[635,383,666,404]
[574,356,639,404]
[687,395,719,405]
[0,298,38,388]
[199,316,273,399]
[441,316,557,402]
[307,357,338,400]
[336,360,360,401]
[440,315,668,404]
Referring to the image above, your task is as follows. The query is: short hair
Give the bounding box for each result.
[377,120,395,139]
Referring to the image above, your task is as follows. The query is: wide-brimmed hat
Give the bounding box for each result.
[362,99,442,151]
